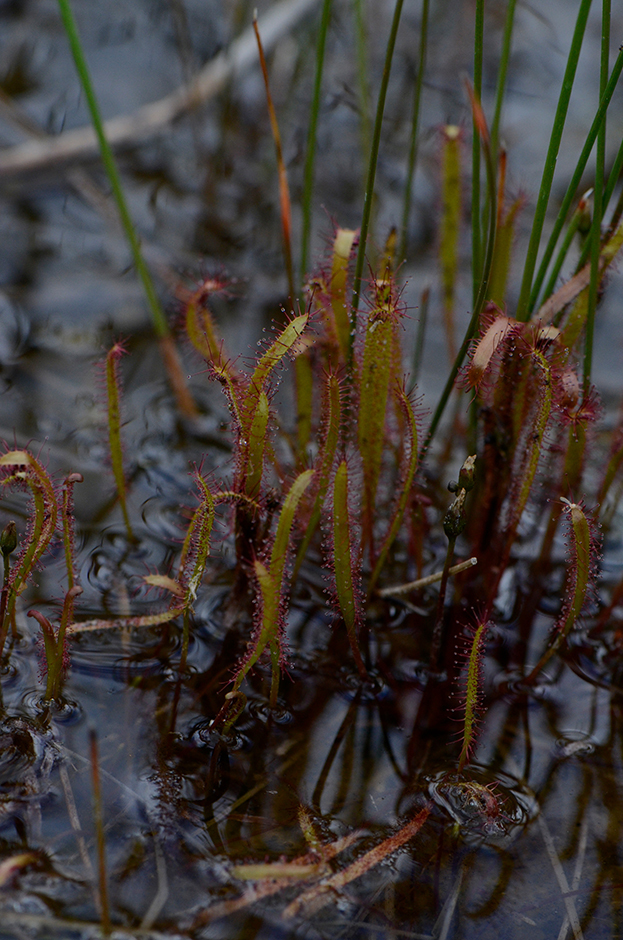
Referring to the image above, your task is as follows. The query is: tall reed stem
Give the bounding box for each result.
[584,0,610,394]
[515,0,593,321]
[300,0,332,289]
[351,0,405,325]
[471,0,484,306]
[56,0,196,418]
[398,0,429,262]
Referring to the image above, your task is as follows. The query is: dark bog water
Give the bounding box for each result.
[2,1,623,938]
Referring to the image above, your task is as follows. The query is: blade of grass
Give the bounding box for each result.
[584,0,610,396]
[528,45,623,311]
[55,0,196,418]
[253,13,295,301]
[300,0,332,289]
[398,0,429,262]
[353,0,372,187]
[515,0,593,321]
[471,0,485,305]
[351,0,405,327]
[489,0,517,165]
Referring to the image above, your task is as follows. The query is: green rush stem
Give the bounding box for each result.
[515,0,593,321]
[540,207,583,304]
[489,0,517,164]
[471,0,484,306]
[351,0,405,326]
[430,536,456,668]
[420,87,497,462]
[603,125,623,220]
[398,0,429,262]
[529,43,623,311]
[300,0,332,291]
[56,0,169,339]
[89,729,111,936]
[353,0,372,184]
[584,0,610,395]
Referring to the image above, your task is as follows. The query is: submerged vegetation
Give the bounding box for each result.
[3,0,623,936]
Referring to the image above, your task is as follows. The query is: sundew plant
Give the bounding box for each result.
[2,0,623,937]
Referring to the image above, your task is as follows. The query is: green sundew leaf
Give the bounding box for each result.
[457,618,489,773]
[244,390,270,498]
[333,461,366,676]
[368,384,418,595]
[211,361,244,430]
[242,312,309,432]
[27,609,58,700]
[561,500,591,635]
[233,470,313,700]
[510,349,553,527]
[294,350,314,458]
[270,469,314,585]
[487,196,522,307]
[60,473,82,591]
[358,310,394,545]
[178,477,215,606]
[331,228,357,361]
[243,559,278,680]
[0,452,58,640]
[105,343,133,540]
[527,500,595,683]
[440,126,462,360]
[293,373,341,577]
[186,299,223,366]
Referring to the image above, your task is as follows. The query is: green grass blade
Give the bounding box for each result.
[368,384,418,595]
[471,0,485,304]
[515,0,593,321]
[56,0,169,339]
[398,0,429,262]
[300,0,333,287]
[584,0,611,396]
[529,45,623,311]
[351,0,405,325]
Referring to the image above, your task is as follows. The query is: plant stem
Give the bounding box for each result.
[529,44,623,310]
[515,0,593,321]
[471,0,485,306]
[584,0,610,395]
[56,0,168,338]
[353,0,372,188]
[56,0,197,419]
[489,0,517,165]
[253,14,295,301]
[398,0,429,262]
[351,0,405,325]
[420,84,497,461]
[300,0,332,290]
